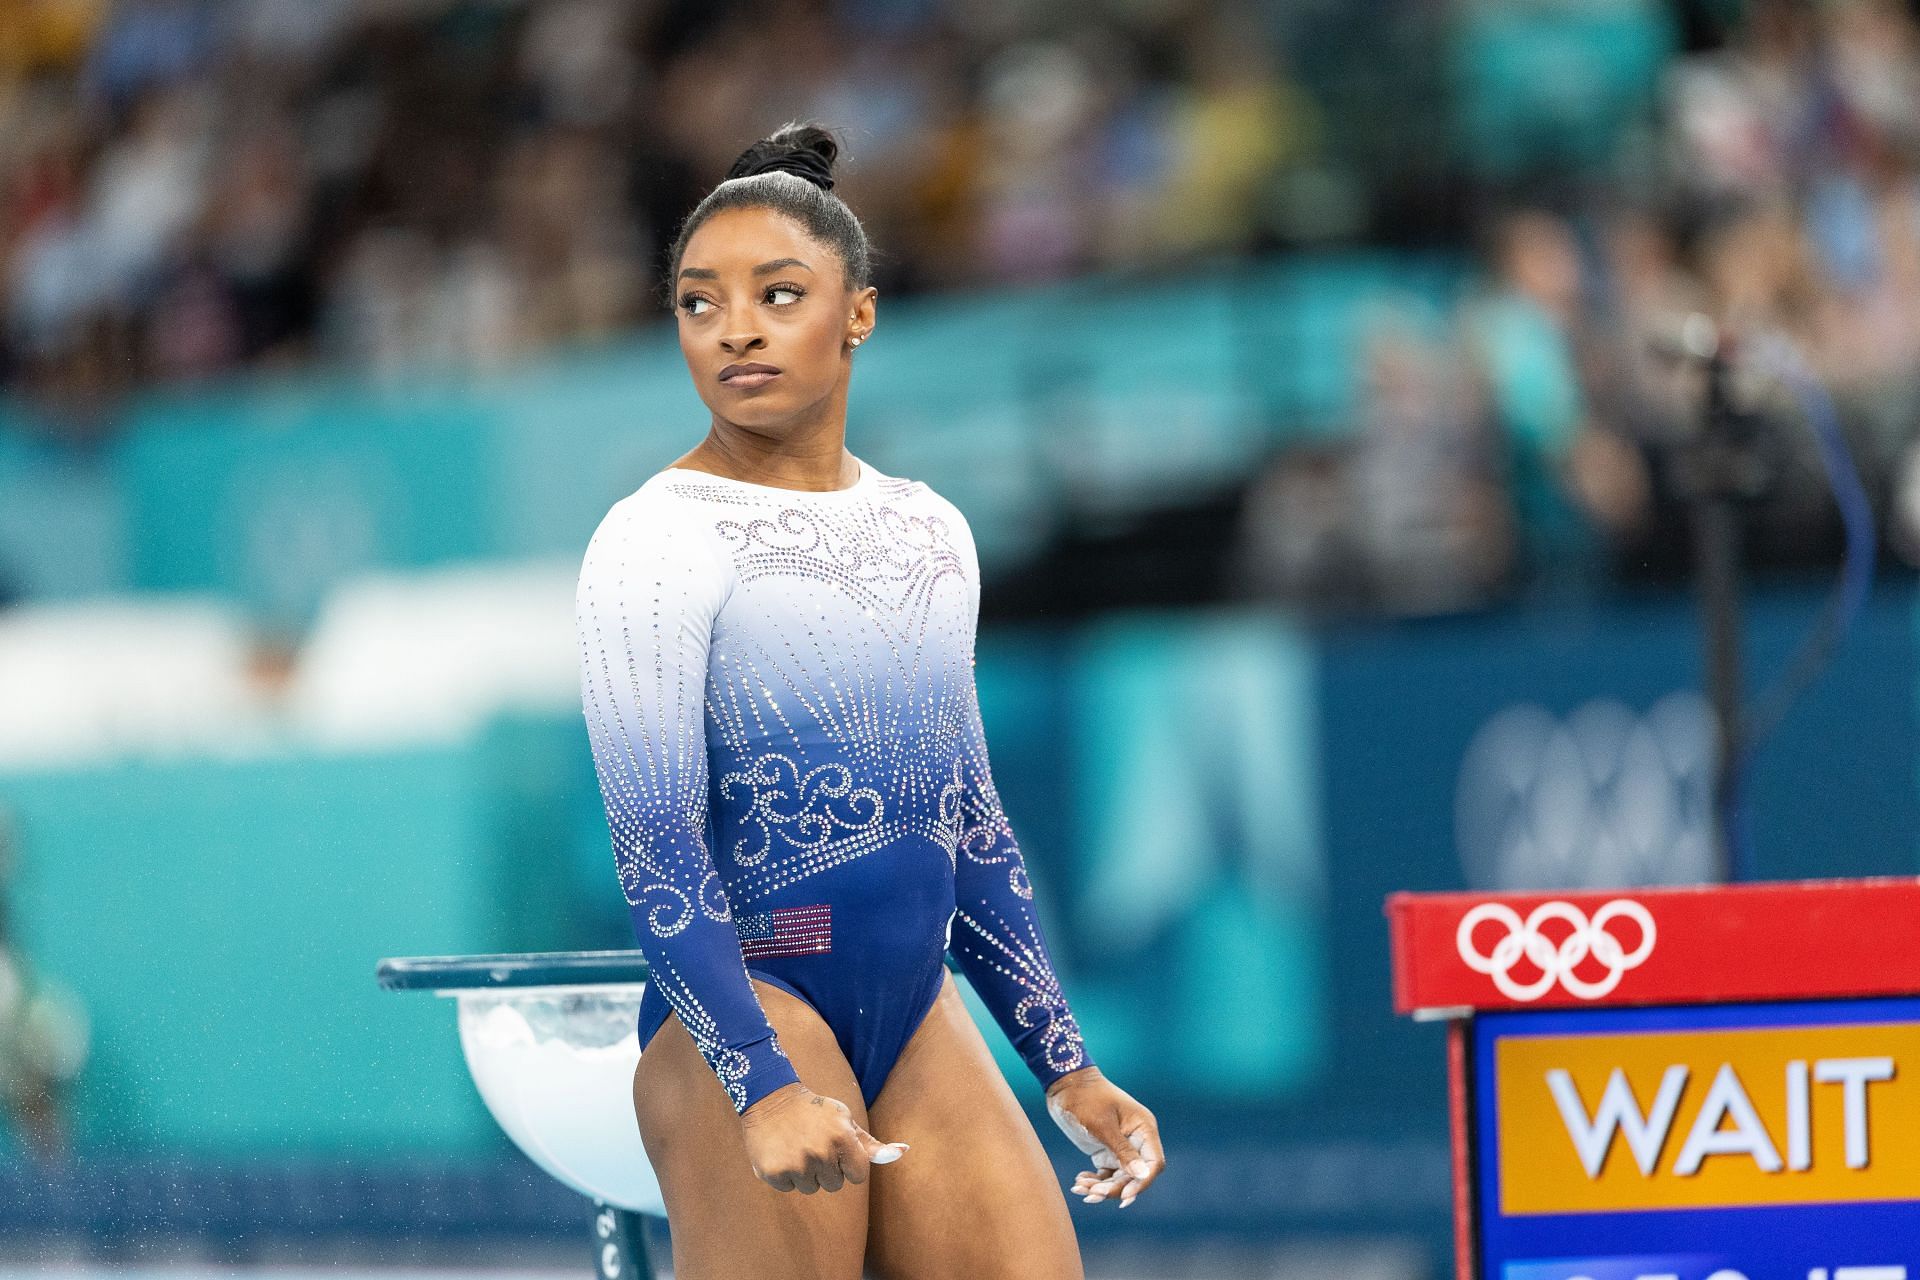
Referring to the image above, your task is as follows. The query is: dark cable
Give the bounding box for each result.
[1718,334,1877,877]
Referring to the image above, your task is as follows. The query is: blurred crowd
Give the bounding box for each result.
[8,0,1920,613]
[1235,0,1920,613]
[0,0,1316,440]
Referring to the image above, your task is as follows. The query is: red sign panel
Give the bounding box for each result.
[1388,877,1920,1016]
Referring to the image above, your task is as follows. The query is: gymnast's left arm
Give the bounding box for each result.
[941,511,1165,1208]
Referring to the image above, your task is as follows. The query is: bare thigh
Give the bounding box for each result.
[632,980,869,1280]
[864,973,1085,1280]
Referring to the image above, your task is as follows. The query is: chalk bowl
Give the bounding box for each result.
[455,985,664,1217]
[376,952,666,1226]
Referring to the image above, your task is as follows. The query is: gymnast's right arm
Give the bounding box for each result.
[576,495,800,1113]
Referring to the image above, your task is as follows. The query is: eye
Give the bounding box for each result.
[766,284,805,306]
[679,294,713,317]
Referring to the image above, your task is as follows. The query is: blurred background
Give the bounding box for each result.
[2,0,1919,1275]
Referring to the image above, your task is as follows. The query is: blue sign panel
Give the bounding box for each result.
[1475,998,1920,1277]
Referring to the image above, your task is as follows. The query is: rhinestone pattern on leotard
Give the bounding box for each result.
[576,460,1089,1112]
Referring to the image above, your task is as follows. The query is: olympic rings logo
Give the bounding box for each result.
[1455,899,1657,1002]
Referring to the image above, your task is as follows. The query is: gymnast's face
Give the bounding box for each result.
[673,206,875,434]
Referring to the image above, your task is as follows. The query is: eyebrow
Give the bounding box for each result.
[676,257,816,281]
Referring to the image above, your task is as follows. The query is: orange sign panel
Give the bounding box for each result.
[1497,1021,1920,1214]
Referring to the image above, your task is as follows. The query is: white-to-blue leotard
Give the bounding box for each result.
[576,455,1090,1113]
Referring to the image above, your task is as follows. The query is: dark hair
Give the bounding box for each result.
[664,122,872,304]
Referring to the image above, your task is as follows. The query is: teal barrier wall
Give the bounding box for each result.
[1041,612,1325,1098]
[0,255,1464,619]
[2,739,524,1154]
[966,612,1327,1103]
[0,419,125,602]
[118,376,496,634]
[0,610,1330,1155]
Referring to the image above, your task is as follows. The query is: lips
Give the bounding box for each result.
[719,362,781,389]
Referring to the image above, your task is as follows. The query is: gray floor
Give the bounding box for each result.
[0,1240,1434,1280]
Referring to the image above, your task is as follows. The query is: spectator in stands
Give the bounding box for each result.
[1464,209,1651,593]
[1346,306,1513,613]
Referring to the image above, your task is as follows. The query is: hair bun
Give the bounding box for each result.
[725,122,840,192]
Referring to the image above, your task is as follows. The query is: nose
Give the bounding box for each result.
[718,328,765,356]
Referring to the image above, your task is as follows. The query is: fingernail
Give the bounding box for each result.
[1128,1160,1152,1179]
[1119,1196,1135,1209]
[871,1147,900,1165]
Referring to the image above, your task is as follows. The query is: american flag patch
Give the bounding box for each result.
[736,905,832,959]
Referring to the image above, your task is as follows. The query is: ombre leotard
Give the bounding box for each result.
[576,455,1091,1113]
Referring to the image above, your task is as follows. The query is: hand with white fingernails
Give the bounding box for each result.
[739,1082,909,1193]
[1044,1066,1165,1209]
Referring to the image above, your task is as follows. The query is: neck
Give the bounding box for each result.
[680,379,856,491]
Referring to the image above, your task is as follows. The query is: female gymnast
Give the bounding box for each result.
[575,122,1164,1278]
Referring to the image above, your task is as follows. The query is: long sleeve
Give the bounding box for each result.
[576,495,800,1113]
[943,515,1094,1089]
